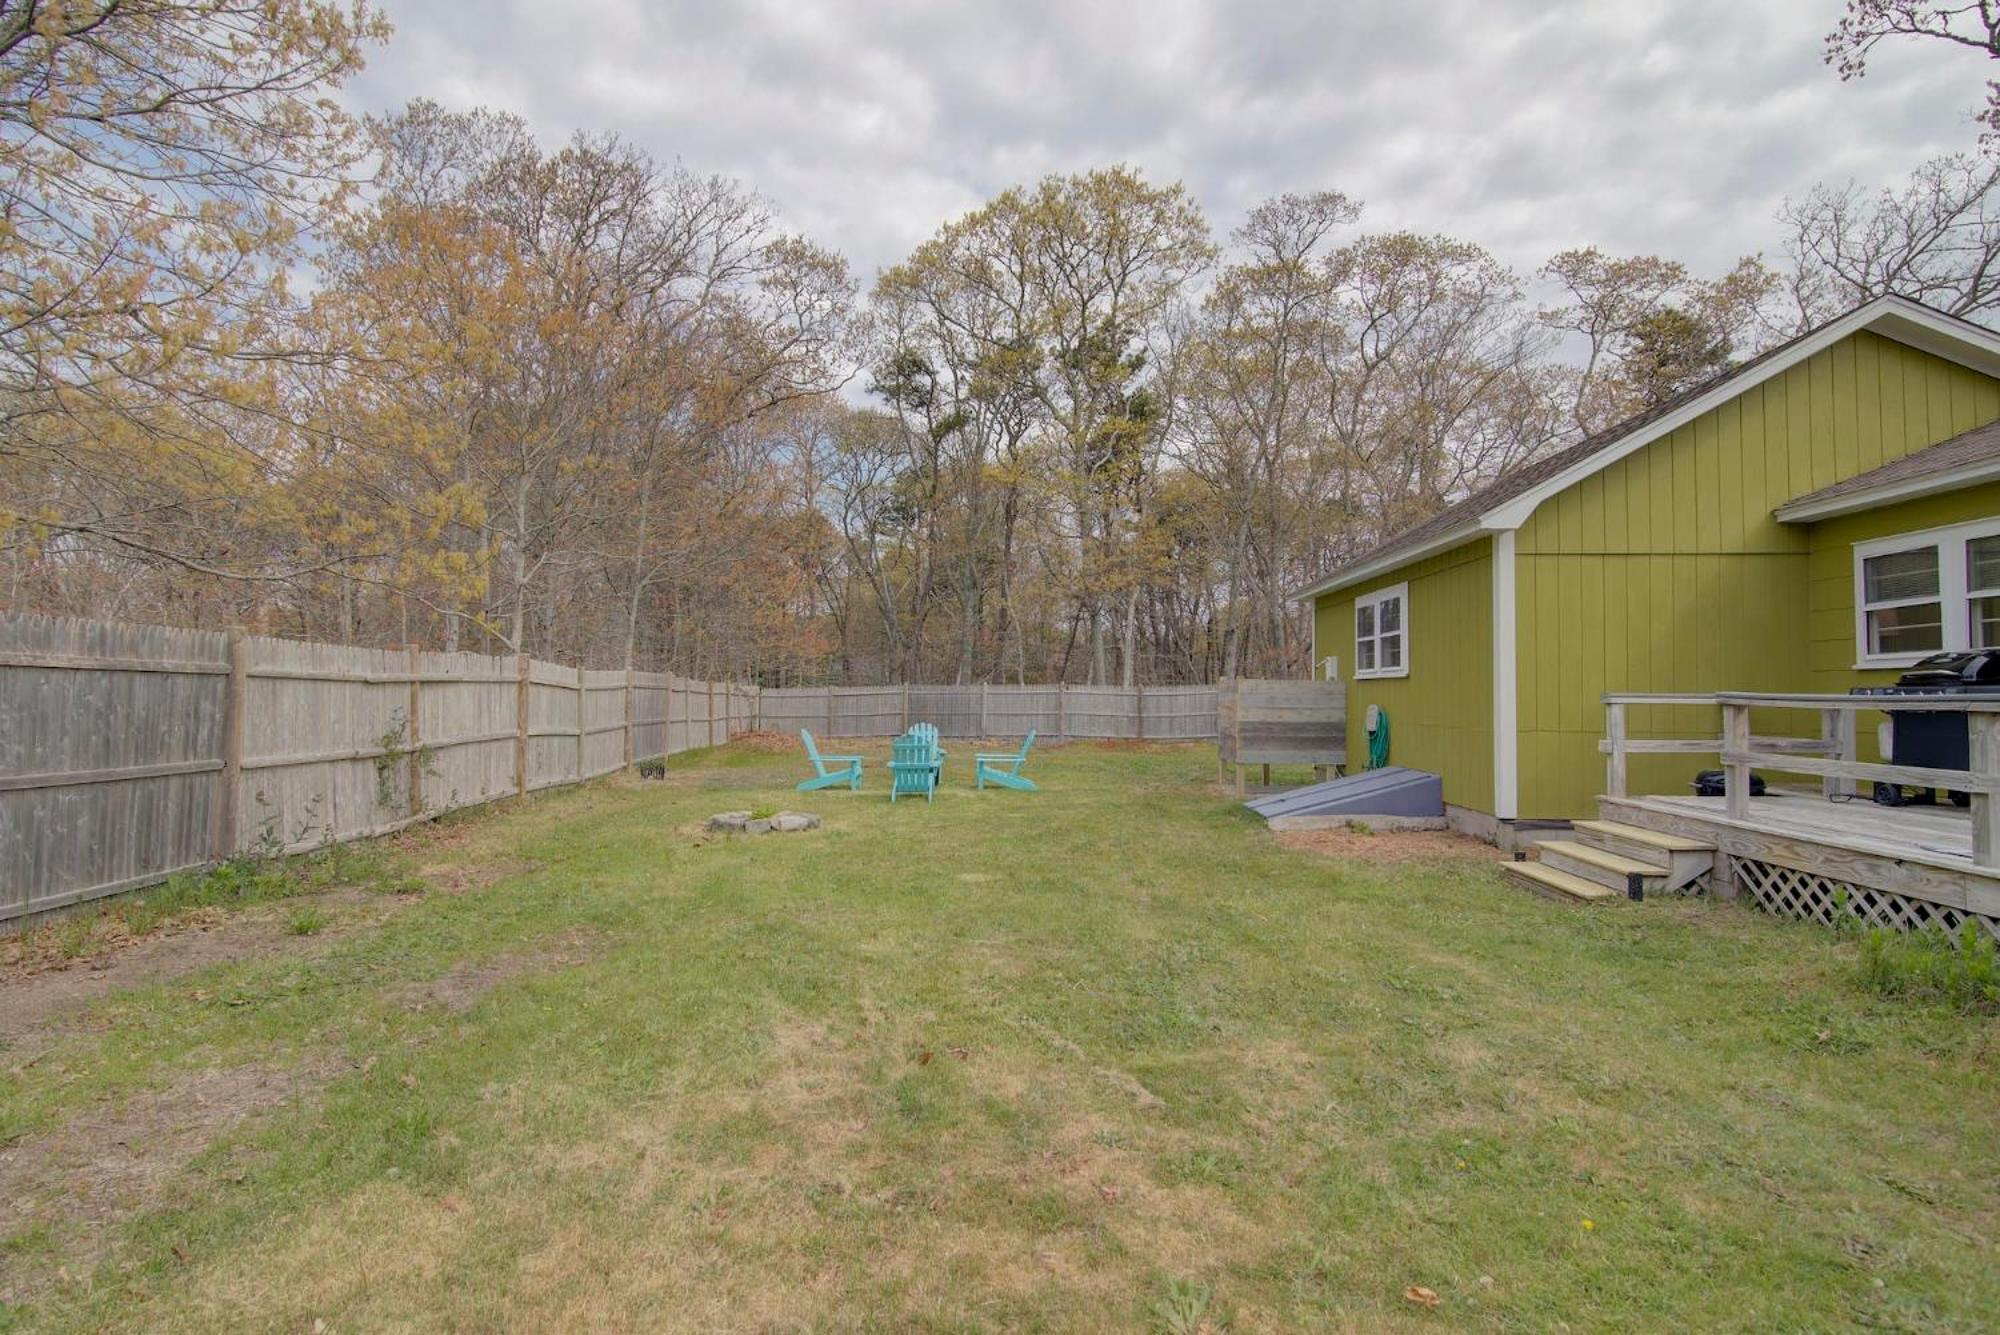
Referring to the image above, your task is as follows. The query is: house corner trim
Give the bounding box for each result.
[1493,529,1519,819]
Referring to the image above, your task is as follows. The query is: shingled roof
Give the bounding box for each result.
[1292,296,2000,601]
[1774,416,2000,520]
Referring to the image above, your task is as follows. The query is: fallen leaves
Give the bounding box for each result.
[1402,1284,1442,1310]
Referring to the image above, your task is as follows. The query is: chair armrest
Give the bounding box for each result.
[823,755,864,765]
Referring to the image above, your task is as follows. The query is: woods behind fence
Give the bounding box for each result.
[0,615,1218,925]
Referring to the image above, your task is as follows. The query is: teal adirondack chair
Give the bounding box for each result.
[976,731,1037,791]
[889,728,942,803]
[797,729,863,792]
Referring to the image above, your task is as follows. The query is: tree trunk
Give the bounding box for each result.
[509,474,531,653]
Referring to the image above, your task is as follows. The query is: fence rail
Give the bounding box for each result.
[0,614,757,925]
[1600,690,2000,871]
[752,683,1217,741]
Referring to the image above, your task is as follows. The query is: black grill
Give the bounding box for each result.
[1850,651,2000,806]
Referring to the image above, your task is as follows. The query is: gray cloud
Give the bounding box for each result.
[346,0,1992,285]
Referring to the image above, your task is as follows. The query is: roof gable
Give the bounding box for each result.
[1294,296,2000,601]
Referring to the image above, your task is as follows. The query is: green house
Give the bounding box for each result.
[1294,296,2000,841]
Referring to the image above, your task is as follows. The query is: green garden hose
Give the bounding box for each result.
[1367,708,1391,770]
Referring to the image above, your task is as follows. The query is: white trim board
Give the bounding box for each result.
[1492,530,1518,820]
[1292,525,1481,603]
[1775,456,2000,522]
[1291,296,2000,602]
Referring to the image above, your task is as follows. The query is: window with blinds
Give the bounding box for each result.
[1853,519,2000,665]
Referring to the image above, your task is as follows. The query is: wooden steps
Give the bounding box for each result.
[1499,860,1622,904]
[1498,817,1717,905]
[1571,819,1711,853]
[1570,819,1714,893]
[1534,839,1671,895]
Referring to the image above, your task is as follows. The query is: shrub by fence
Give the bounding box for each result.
[0,614,754,926]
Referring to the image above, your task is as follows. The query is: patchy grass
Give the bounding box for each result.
[5,841,405,975]
[0,743,1995,1330]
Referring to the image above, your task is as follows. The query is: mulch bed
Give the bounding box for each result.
[1274,827,1505,864]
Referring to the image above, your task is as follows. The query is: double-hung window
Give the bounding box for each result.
[1354,583,1408,679]
[1854,518,2000,666]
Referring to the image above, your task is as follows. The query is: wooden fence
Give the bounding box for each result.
[753,683,1217,741]
[0,612,1218,926]
[0,614,755,925]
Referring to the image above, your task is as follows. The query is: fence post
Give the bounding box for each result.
[826,685,835,740]
[624,667,636,771]
[1971,711,2000,871]
[979,682,988,737]
[1821,706,1855,799]
[1604,699,1627,799]
[1722,700,1750,820]
[708,679,717,748]
[1057,683,1067,740]
[213,626,248,859]
[407,645,424,818]
[575,663,587,781]
[515,652,530,796]
[903,682,911,733]
[1135,684,1145,741]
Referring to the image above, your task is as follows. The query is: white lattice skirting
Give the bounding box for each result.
[1731,857,2000,942]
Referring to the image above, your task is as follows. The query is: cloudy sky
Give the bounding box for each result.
[346,0,1988,286]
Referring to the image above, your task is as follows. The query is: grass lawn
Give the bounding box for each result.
[1,740,1996,1331]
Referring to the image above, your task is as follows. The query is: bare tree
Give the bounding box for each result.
[1778,153,2000,327]
[1828,1,2000,141]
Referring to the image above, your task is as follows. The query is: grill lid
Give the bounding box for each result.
[1895,650,2000,689]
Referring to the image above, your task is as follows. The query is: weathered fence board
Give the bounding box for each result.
[241,636,411,853]
[417,648,518,813]
[1216,677,1347,768]
[0,615,230,921]
[0,614,756,926]
[755,683,1218,741]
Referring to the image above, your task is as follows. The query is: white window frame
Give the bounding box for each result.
[1853,516,2000,668]
[1353,582,1409,680]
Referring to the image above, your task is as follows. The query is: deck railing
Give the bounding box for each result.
[1601,692,2000,871]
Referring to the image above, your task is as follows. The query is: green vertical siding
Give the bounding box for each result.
[1313,539,1493,813]
[1515,331,2000,818]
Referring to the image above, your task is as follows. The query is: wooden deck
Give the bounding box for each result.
[1599,790,2000,929]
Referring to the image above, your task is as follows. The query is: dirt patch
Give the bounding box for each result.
[0,891,407,1054]
[391,930,602,1015]
[416,857,540,895]
[722,731,803,754]
[1009,1017,1168,1110]
[0,1057,346,1299]
[1275,827,1504,864]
